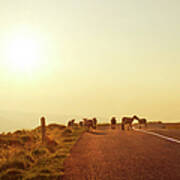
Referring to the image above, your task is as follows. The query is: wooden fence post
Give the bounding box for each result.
[41,116,46,144]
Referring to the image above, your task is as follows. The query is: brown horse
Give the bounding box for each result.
[138,118,147,129]
[92,118,97,129]
[121,115,139,130]
[83,118,96,131]
[111,117,117,129]
[68,119,75,128]
[79,121,84,127]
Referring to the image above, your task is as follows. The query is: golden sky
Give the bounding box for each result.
[0,0,180,124]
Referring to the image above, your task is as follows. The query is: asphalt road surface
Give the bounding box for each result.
[63,128,180,180]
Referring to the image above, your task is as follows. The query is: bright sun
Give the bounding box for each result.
[8,36,39,72]
[3,26,44,75]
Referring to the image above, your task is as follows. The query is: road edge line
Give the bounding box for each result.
[133,128,180,144]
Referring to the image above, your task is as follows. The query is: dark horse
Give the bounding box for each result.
[92,118,97,129]
[121,115,139,130]
[68,119,75,128]
[111,117,117,129]
[138,118,147,129]
[83,118,97,131]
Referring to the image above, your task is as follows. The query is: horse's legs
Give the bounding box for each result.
[121,123,125,130]
[87,125,90,132]
[129,123,132,130]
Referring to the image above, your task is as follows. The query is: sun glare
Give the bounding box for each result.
[3,28,44,75]
[8,36,39,72]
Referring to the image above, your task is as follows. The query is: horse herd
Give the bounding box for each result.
[67,115,147,131]
[68,118,97,131]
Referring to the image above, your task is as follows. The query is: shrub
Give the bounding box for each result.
[61,129,72,137]
[20,135,32,143]
[45,137,58,153]
[14,130,23,135]
[39,168,52,174]
[15,151,35,164]
[51,153,66,160]
[0,159,28,172]
[32,147,49,158]
[0,137,23,146]
[0,168,24,180]
[47,124,66,131]
[24,172,64,180]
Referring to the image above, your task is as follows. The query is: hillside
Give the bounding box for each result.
[0,124,85,180]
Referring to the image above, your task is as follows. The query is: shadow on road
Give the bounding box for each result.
[87,131,107,135]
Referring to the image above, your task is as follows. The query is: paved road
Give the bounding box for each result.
[63,128,180,180]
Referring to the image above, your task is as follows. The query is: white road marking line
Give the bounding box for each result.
[134,128,180,144]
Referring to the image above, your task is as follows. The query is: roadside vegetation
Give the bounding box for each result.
[164,123,180,129]
[145,121,180,130]
[0,124,85,180]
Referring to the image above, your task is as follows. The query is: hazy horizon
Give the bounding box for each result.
[0,109,179,132]
[0,0,180,131]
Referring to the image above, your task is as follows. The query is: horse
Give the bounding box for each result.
[79,121,84,127]
[92,118,97,129]
[111,117,117,129]
[83,118,96,131]
[68,119,75,128]
[121,115,139,130]
[138,118,147,129]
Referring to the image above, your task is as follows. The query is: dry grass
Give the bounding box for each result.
[144,122,180,130]
[164,123,180,130]
[0,124,85,180]
[146,122,180,141]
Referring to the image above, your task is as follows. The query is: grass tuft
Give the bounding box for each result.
[0,124,85,179]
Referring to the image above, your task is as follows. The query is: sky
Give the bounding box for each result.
[0,0,180,129]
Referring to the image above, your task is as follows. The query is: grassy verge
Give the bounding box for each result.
[164,123,180,130]
[0,124,85,180]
